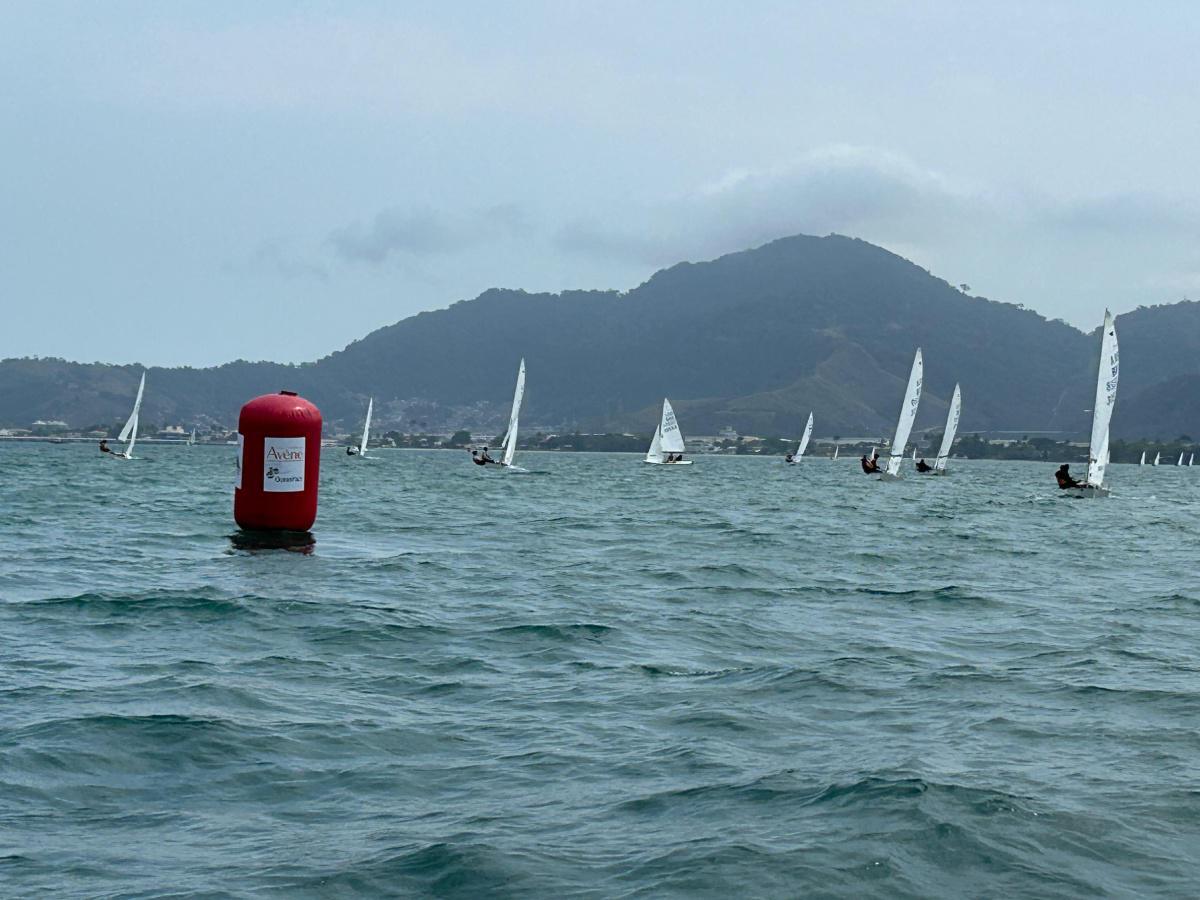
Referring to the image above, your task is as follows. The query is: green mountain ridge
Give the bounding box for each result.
[3,234,1199,439]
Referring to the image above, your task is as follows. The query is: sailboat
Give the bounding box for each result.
[115,372,146,460]
[1065,310,1118,496]
[832,444,839,460]
[351,397,374,458]
[498,359,526,470]
[878,349,923,480]
[1139,450,1146,466]
[1154,451,1161,466]
[787,412,813,464]
[645,398,692,465]
[929,383,962,475]
[1190,453,1194,467]
[1178,451,1185,467]
[187,427,196,447]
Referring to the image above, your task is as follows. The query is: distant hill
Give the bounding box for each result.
[2,234,1197,439]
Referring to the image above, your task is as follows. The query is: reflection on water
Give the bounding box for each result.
[228,529,315,555]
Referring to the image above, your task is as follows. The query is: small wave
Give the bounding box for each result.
[618,771,1037,820]
[1143,592,1200,610]
[636,664,749,678]
[858,584,1000,605]
[694,562,761,578]
[490,623,616,642]
[1061,683,1200,707]
[11,712,241,742]
[17,589,266,619]
[271,841,539,897]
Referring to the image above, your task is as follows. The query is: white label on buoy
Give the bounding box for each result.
[263,436,305,492]
[236,433,244,489]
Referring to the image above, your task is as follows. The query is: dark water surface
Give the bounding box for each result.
[2,444,1198,898]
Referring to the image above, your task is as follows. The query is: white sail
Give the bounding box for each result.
[357,397,373,456]
[187,427,196,446]
[1085,311,1119,488]
[118,372,145,443]
[645,424,663,463]
[125,410,139,457]
[501,359,525,467]
[116,371,146,457]
[912,445,917,461]
[795,412,813,460]
[933,384,962,472]
[659,398,686,454]
[1139,450,1145,466]
[885,349,924,477]
[1154,451,1161,466]
[832,444,839,460]
[1190,453,1195,467]
[1178,451,1185,467]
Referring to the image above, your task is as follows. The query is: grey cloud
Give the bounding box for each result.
[553,146,1200,273]
[330,204,532,264]
[1046,193,1200,236]
[553,146,986,266]
[226,239,330,282]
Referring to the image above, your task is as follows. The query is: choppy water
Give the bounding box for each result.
[2,444,1199,898]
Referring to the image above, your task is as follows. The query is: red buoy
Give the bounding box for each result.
[234,391,322,531]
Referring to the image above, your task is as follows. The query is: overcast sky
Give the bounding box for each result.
[4,1,1200,366]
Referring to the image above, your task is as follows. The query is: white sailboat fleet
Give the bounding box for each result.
[1065,310,1118,496]
[87,316,1145,492]
[645,398,692,465]
[787,412,813,464]
[1136,448,1194,469]
[879,349,923,480]
[115,372,146,460]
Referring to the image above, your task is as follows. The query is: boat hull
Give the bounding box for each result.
[644,459,694,466]
[1063,485,1110,498]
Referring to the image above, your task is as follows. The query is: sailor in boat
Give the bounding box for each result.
[99,439,115,456]
[346,445,359,456]
[1054,464,1082,490]
[915,458,933,473]
[784,452,795,464]
[470,446,497,466]
[860,454,880,474]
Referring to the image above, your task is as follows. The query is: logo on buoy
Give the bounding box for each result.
[263,436,306,492]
